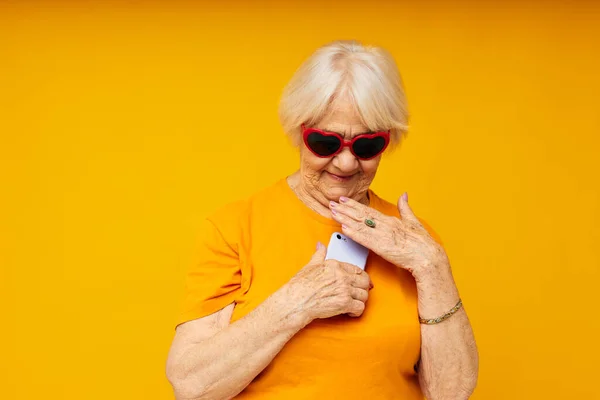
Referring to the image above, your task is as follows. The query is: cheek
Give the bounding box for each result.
[300,147,330,173]
[359,158,381,175]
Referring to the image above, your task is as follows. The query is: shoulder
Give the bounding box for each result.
[205,178,286,234]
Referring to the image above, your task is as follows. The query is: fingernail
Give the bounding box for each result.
[342,224,348,230]
[402,192,408,202]
[331,209,337,215]
[339,196,349,203]
[329,201,337,208]
[316,241,323,250]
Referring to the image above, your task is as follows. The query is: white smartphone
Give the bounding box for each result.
[325,232,370,270]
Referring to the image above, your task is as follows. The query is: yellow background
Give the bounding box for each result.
[1,1,599,399]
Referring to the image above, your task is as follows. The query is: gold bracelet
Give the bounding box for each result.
[419,299,463,325]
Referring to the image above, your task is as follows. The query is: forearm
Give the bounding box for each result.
[415,262,479,399]
[169,285,308,400]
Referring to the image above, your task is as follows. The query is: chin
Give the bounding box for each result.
[322,184,352,200]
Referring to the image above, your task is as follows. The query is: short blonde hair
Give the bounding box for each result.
[278,40,409,147]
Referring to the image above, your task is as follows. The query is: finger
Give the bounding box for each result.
[310,241,327,264]
[351,273,371,290]
[338,264,371,289]
[338,261,365,275]
[332,197,384,223]
[330,199,365,221]
[346,300,366,317]
[397,192,419,224]
[331,208,385,244]
[350,287,369,303]
[330,207,358,227]
[340,220,376,250]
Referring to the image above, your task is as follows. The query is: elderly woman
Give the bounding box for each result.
[166,40,478,399]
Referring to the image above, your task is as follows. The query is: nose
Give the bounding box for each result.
[332,147,359,172]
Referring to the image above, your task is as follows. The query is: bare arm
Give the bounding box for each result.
[166,244,371,400]
[416,260,479,399]
[327,194,479,399]
[166,286,307,400]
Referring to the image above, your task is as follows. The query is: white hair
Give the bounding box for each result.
[278,40,409,147]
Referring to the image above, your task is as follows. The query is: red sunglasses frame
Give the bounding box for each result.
[301,124,391,160]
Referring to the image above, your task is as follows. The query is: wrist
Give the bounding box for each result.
[274,283,313,329]
[412,254,452,285]
[413,260,461,318]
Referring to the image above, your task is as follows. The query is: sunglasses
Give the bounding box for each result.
[302,124,391,160]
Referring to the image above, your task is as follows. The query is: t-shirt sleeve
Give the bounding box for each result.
[176,216,243,327]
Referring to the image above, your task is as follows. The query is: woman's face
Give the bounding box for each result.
[299,97,383,203]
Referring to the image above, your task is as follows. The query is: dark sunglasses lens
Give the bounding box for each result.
[353,136,386,159]
[307,132,341,156]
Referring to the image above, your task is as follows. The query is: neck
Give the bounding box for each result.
[287,171,370,219]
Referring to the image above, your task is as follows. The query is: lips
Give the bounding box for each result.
[326,171,355,181]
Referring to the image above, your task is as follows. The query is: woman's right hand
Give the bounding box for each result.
[284,242,373,322]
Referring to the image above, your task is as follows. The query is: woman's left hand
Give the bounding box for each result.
[329,193,449,281]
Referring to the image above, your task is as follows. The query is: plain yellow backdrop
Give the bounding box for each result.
[1,1,599,399]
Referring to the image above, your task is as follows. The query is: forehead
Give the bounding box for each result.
[315,96,369,137]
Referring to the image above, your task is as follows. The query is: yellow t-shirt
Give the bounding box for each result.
[178,178,443,399]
